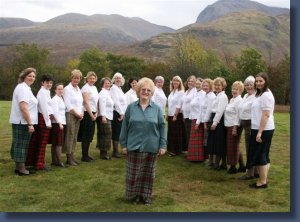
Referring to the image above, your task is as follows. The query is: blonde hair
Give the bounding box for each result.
[112,72,125,86]
[71,69,82,79]
[213,77,227,90]
[170,75,185,92]
[136,77,155,98]
[232,81,244,94]
[84,71,98,83]
[185,75,196,88]
[202,78,214,91]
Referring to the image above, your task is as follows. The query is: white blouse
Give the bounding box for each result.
[238,93,256,120]
[197,91,216,124]
[110,84,127,115]
[64,83,83,114]
[81,83,99,113]
[189,90,205,120]
[224,95,242,127]
[151,86,167,115]
[51,95,66,125]
[167,89,185,116]
[98,88,114,120]
[251,90,275,130]
[211,91,228,125]
[181,87,197,119]
[9,82,38,125]
[125,88,138,105]
[37,86,54,127]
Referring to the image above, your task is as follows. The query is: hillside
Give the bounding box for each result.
[196,0,290,24]
[0,13,174,64]
[118,11,290,65]
[0,18,35,29]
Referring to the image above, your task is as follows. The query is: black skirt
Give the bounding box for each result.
[206,113,227,156]
[77,111,96,143]
[112,111,123,141]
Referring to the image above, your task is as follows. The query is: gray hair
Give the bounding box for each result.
[244,75,255,85]
[112,72,125,86]
[154,76,164,84]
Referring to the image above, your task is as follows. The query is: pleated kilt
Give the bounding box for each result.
[125,151,157,201]
[63,112,81,154]
[26,113,52,169]
[167,113,185,154]
[187,120,204,161]
[206,113,226,156]
[112,111,122,141]
[77,111,96,143]
[48,123,64,146]
[96,116,112,151]
[226,126,242,165]
[11,124,32,163]
[246,129,274,168]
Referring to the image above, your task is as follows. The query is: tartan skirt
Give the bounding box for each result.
[226,126,242,165]
[112,111,123,141]
[187,120,204,161]
[167,113,185,154]
[246,129,274,168]
[77,111,96,143]
[48,123,64,146]
[11,124,32,163]
[26,113,52,169]
[206,113,227,156]
[96,116,112,151]
[125,151,157,201]
[63,112,81,154]
[240,120,251,155]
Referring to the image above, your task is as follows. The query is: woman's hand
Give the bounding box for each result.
[158,148,166,156]
[210,123,217,130]
[256,132,262,143]
[102,116,107,124]
[122,148,128,155]
[28,125,34,133]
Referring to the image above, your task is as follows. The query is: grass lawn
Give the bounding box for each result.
[0,101,290,212]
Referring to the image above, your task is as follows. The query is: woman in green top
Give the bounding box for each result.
[120,77,167,205]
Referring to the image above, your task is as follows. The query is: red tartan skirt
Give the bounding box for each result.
[226,126,242,165]
[48,123,64,146]
[187,120,204,161]
[167,113,185,154]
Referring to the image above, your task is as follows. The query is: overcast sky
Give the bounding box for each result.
[0,0,290,29]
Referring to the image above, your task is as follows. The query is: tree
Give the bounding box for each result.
[269,54,290,105]
[171,35,224,81]
[235,48,267,80]
[78,48,111,78]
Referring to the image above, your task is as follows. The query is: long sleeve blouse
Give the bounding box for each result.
[211,91,228,125]
[151,86,167,115]
[63,83,83,114]
[37,86,54,127]
[167,89,185,116]
[197,91,216,124]
[51,95,66,125]
[181,87,197,119]
[224,95,242,127]
[189,90,205,120]
[110,84,127,115]
[98,88,114,120]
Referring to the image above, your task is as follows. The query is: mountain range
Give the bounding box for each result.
[0,0,290,65]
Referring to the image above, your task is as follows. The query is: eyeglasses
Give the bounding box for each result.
[141,88,151,93]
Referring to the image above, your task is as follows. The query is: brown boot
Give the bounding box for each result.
[112,141,121,158]
[66,154,77,166]
[55,146,66,167]
[71,152,80,165]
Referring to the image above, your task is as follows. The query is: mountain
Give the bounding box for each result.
[118,11,290,65]
[0,18,35,29]
[0,13,174,64]
[196,0,290,24]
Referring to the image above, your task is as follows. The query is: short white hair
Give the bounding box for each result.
[112,72,125,86]
[244,75,255,85]
[154,76,164,84]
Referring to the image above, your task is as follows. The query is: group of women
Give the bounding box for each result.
[9,67,274,206]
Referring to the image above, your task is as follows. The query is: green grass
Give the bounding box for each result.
[0,101,290,212]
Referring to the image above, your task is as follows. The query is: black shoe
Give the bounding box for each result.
[100,156,111,160]
[254,173,260,178]
[144,198,151,206]
[237,166,247,172]
[81,157,92,162]
[249,182,268,189]
[218,165,227,171]
[167,152,176,157]
[112,154,121,158]
[14,170,30,176]
[227,166,237,174]
[88,156,95,161]
[55,162,66,168]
